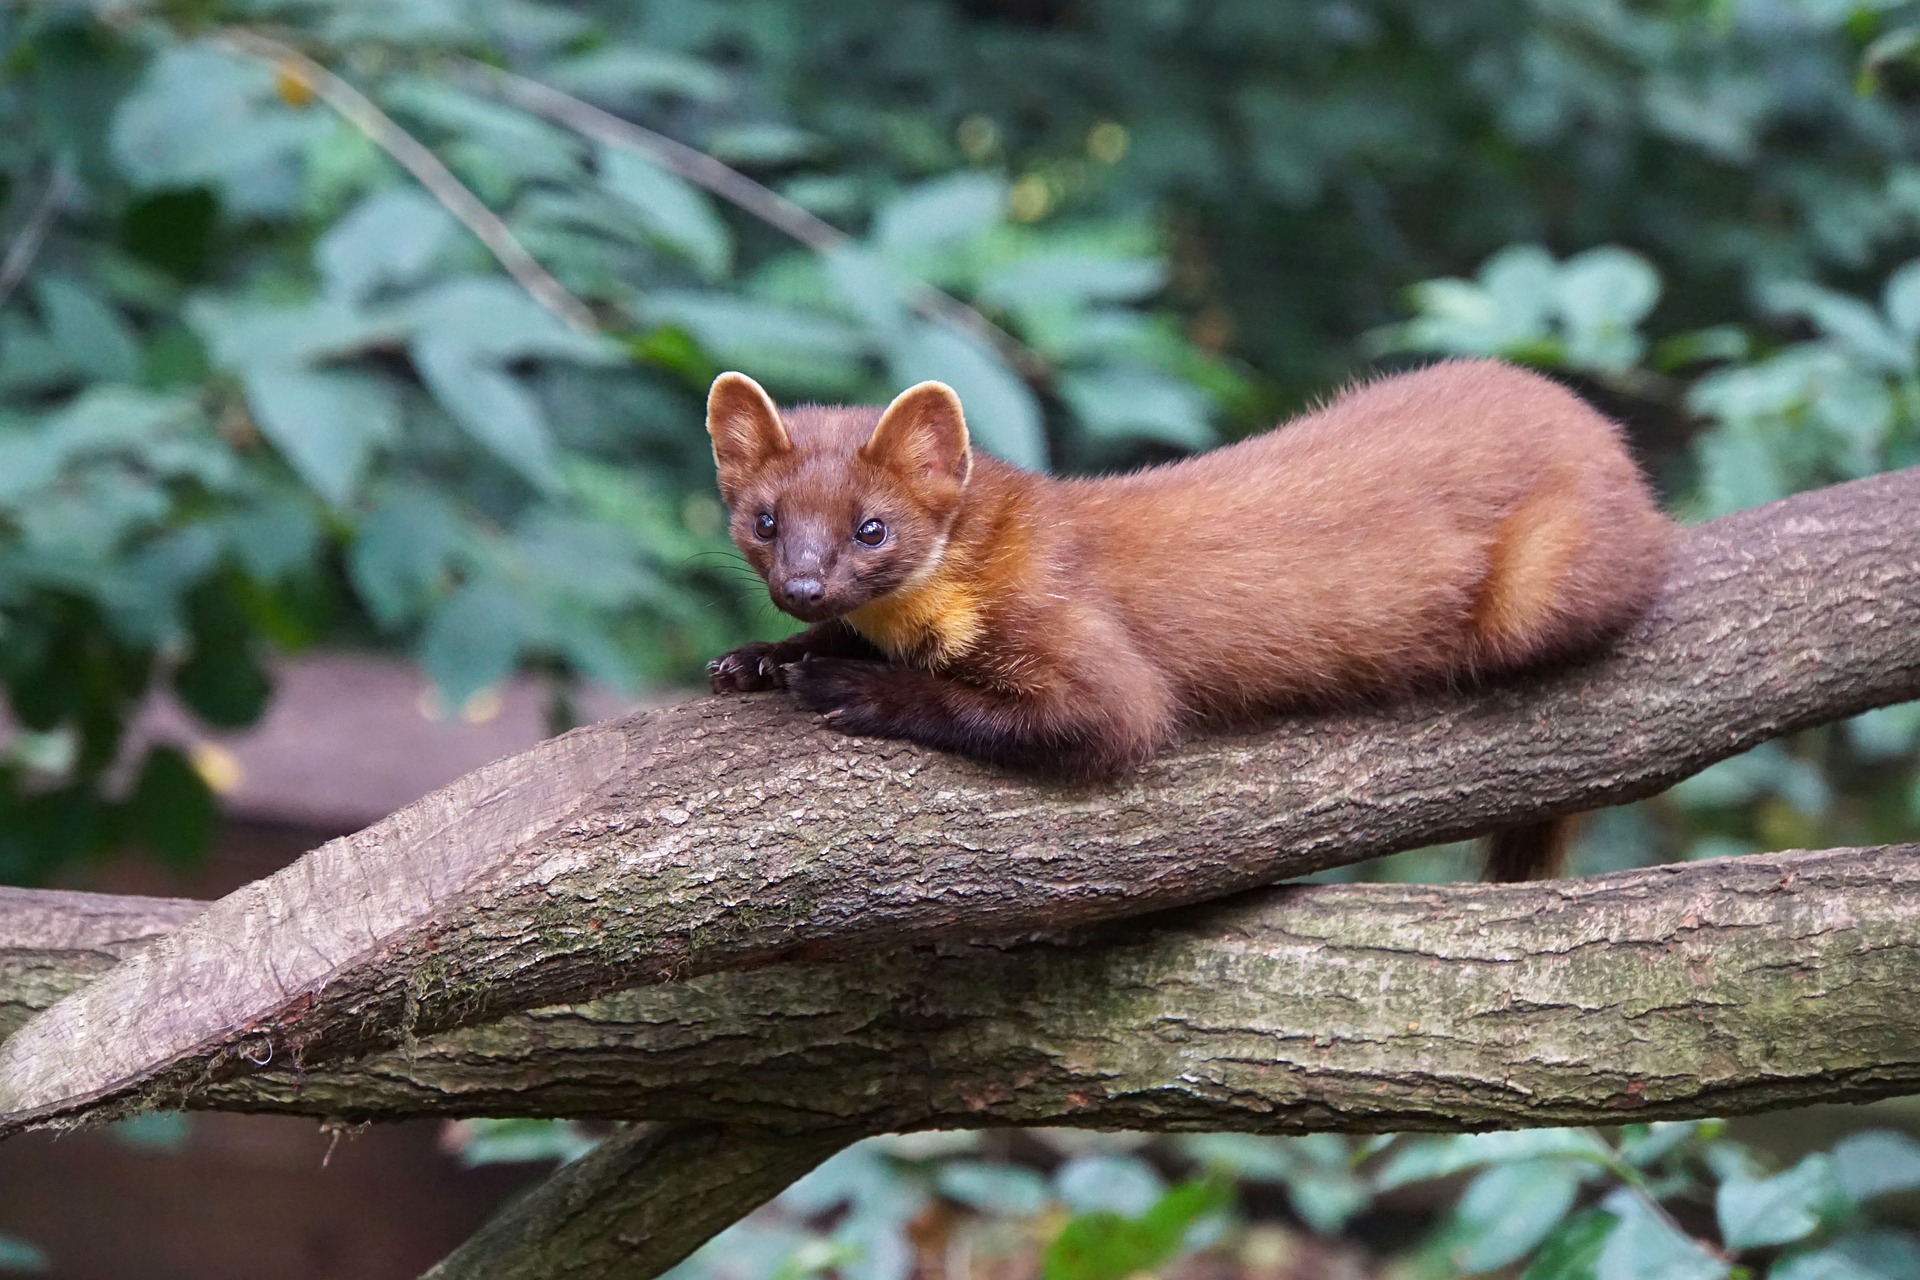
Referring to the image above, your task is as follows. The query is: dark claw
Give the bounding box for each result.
[708,643,789,694]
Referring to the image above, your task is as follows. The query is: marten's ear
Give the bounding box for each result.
[706,372,791,495]
[861,381,971,488]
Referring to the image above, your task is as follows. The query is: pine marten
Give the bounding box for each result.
[704,360,1674,877]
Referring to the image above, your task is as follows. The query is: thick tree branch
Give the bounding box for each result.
[2,469,1916,1137]
[6,846,1919,1134]
[420,1122,844,1280]
[0,888,201,1042]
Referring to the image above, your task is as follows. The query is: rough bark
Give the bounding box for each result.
[419,1122,845,1280]
[6,845,1918,1134]
[2,468,1916,1138]
[0,887,203,1042]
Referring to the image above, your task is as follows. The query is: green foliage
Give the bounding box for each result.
[0,1,1229,872]
[0,1235,47,1274]
[105,1110,190,1153]
[621,1122,1920,1280]
[443,1117,600,1167]
[1042,1178,1232,1280]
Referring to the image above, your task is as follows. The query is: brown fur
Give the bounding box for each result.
[705,361,1675,838]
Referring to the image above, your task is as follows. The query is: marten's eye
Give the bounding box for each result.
[754,512,777,540]
[854,518,887,547]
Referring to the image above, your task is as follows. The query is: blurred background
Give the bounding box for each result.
[2,0,1919,1277]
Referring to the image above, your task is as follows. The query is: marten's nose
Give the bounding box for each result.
[781,576,825,606]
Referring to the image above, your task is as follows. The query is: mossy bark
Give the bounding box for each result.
[5,845,1917,1133]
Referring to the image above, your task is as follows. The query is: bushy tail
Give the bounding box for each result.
[1482,817,1575,882]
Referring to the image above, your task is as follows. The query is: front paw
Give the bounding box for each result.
[784,657,893,732]
[707,642,791,693]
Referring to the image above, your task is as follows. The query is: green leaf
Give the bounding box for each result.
[1830,1132,1920,1204]
[875,173,1008,255]
[414,337,560,490]
[1478,244,1562,335]
[1523,1209,1619,1280]
[1177,1133,1297,1181]
[599,144,734,278]
[886,321,1046,468]
[1044,1179,1231,1280]
[401,277,613,363]
[824,244,914,333]
[511,515,654,608]
[110,45,320,215]
[1881,260,1920,341]
[1620,1123,1709,1169]
[1134,1178,1233,1255]
[1058,365,1213,449]
[449,1118,600,1167]
[189,296,404,371]
[1557,247,1660,370]
[646,291,868,362]
[349,491,466,625]
[545,47,731,104]
[218,493,322,583]
[1453,1160,1585,1274]
[175,582,272,728]
[381,78,581,184]
[780,1143,921,1219]
[242,367,400,506]
[1286,1167,1371,1236]
[1845,703,1920,762]
[1770,1245,1893,1280]
[317,187,457,304]
[1763,280,1913,374]
[125,744,219,869]
[419,578,536,709]
[1692,422,1792,516]
[35,276,141,382]
[978,253,1166,311]
[936,1161,1052,1217]
[108,1111,190,1152]
[1717,1155,1847,1249]
[0,1233,47,1274]
[1377,1130,1612,1190]
[1654,326,1751,371]
[704,123,825,165]
[1054,1154,1167,1216]
[1770,1230,1920,1280]
[1597,1199,1729,1280]
[1559,248,1661,330]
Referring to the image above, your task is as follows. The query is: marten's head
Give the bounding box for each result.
[706,372,972,623]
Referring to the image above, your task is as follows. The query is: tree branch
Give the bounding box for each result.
[0,887,201,1042]
[463,61,1050,382]
[0,166,73,310]
[420,1122,844,1280]
[6,845,1919,1134]
[2,469,1916,1137]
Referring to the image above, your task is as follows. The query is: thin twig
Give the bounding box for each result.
[462,59,1051,381]
[210,30,598,336]
[0,166,74,310]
